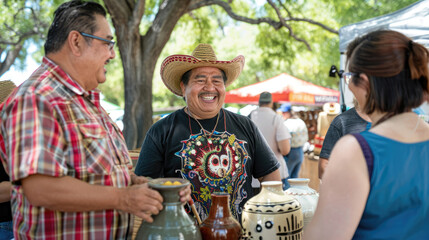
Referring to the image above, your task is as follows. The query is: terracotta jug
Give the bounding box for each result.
[241,181,303,239]
[199,192,241,240]
[285,178,319,229]
[135,178,202,240]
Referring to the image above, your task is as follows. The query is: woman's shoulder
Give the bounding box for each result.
[327,134,370,180]
[367,114,429,144]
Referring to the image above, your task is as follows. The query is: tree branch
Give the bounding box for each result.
[267,0,311,50]
[144,0,192,57]
[187,0,338,51]
[188,0,282,29]
[288,17,339,34]
[104,0,133,31]
[0,31,38,45]
[277,0,292,18]
[0,44,23,76]
[27,6,50,36]
[276,0,338,34]
[131,0,145,31]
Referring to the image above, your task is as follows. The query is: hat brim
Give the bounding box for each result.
[160,54,245,96]
[0,80,17,103]
[323,103,341,115]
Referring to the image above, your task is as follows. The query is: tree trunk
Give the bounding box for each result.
[0,44,23,77]
[104,0,191,150]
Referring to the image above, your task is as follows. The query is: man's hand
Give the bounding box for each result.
[121,182,191,222]
[130,172,151,185]
[179,184,191,204]
[120,183,163,223]
[128,172,192,219]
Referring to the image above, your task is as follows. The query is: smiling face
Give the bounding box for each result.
[180,66,226,119]
[79,14,115,91]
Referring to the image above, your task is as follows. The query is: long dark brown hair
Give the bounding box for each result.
[346,30,429,125]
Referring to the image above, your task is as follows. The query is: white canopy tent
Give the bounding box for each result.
[338,0,429,110]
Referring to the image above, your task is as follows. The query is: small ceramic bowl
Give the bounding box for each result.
[148,177,190,189]
[148,178,190,203]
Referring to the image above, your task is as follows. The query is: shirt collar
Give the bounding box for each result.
[42,57,99,98]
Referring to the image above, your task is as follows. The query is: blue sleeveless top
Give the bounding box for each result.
[353,131,429,239]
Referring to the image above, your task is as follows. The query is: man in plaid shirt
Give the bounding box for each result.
[0,1,190,239]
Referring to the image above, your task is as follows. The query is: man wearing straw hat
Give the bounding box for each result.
[0,1,190,239]
[135,44,281,222]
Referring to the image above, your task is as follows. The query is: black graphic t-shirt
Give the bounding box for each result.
[320,107,371,160]
[135,108,279,222]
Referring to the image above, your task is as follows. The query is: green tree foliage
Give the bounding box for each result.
[0,0,62,76]
[326,0,420,26]
[250,0,340,89]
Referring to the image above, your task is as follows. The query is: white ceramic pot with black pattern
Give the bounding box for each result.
[241,181,303,240]
[285,178,319,230]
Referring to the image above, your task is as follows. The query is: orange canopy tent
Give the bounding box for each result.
[224,73,340,106]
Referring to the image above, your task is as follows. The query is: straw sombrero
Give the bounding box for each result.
[0,80,16,103]
[160,43,245,96]
[323,102,340,115]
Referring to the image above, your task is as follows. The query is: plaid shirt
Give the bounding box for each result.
[0,57,134,240]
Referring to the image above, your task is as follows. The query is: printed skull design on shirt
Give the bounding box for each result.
[176,130,249,221]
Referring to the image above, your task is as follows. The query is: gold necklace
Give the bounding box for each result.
[186,107,220,139]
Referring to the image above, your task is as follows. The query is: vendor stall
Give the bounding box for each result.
[225,73,339,106]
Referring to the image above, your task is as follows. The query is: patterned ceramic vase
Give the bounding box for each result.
[241,181,303,240]
[135,178,202,240]
[285,178,319,229]
[199,192,242,239]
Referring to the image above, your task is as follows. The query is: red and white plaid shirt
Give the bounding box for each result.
[0,57,134,239]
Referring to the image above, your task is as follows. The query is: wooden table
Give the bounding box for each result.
[298,153,320,192]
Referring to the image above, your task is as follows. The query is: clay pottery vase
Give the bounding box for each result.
[241,181,303,239]
[135,178,202,240]
[285,178,319,229]
[199,192,241,240]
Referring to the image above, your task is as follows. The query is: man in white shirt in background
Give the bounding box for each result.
[250,92,291,191]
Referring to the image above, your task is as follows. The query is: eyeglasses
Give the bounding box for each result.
[80,32,115,50]
[343,72,359,85]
